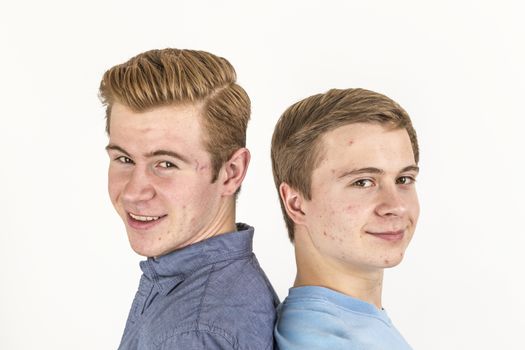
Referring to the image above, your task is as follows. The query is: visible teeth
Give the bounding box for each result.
[129,213,160,222]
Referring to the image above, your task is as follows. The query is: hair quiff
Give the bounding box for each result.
[271,88,419,241]
[99,48,250,181]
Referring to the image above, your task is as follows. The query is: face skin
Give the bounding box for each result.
[281,123,419,302]
[106,103,244,257]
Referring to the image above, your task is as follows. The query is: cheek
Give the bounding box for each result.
[311,193,358,228]
[157,179,187,204]
[330,200,369,237]
[161,177,217,208]
[411,196,420,223]
[405,191,420,222]
[343,203,367,220]
[107,170,125,203]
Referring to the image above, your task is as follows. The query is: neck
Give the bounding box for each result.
[180,197,237,249]
[293,229,384,309]
[206,197,237,236]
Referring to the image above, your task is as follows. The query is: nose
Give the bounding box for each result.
[121,167,156,204]
[375,184,407,218]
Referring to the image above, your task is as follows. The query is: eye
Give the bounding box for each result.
[115,156,133,164]
[396,176,416,185]
[157,161,178,169]
[351,179,374,188]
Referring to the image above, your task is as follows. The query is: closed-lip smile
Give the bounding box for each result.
[366,229,405,242]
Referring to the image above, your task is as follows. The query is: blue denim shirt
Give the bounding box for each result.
[118,224,279,350]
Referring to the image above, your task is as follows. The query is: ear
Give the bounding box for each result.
[279,182,307,225]
[220,148,250,196]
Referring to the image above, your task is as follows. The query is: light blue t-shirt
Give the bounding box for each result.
[275,286,412,350]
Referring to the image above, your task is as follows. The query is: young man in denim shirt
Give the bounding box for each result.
[100,48,278,350]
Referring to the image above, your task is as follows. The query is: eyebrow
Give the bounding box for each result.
[105,144,130,157]
[145,150,190,163]
[337,165,419,179]
[105,144,190,163]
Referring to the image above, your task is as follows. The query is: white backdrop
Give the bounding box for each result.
[1,1,524,349]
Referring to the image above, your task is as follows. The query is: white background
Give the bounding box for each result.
[1,1,524,349]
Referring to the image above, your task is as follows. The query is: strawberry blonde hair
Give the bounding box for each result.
[99,48,250,181]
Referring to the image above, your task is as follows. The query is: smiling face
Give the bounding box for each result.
[107,103,235,257]
[297,123,420,273]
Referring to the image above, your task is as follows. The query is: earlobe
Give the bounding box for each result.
[279,182,306,225]
[221,148,250,196]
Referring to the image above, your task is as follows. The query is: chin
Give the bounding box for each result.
[380,252,406,268]
[128,235,160,257]
[130,244,155,257]
[383,260,402,269]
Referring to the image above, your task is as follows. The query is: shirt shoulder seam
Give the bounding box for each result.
[153,322,238,349]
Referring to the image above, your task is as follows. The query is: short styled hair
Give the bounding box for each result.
[99,48,250,181]
[271,88,419,241]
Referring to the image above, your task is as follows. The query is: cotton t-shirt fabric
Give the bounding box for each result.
[275,286,412,350]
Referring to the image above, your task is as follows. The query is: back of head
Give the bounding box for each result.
[271,88,419,241]
[99,48,251,181]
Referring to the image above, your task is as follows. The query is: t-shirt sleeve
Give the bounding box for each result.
[275,302,351,350]
[155,329,236,350]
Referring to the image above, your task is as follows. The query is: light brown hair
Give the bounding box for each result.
[271,88,419,241]
[99,48,250,181]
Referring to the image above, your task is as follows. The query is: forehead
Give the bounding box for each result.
[316,123,415,170]
[108,102,207,152]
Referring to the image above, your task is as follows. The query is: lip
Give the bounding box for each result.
[126,212,167,230]
[366,229,405,242]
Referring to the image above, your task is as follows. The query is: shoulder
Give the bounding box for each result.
[275,292,413,350]
[146,322,238,350]
[138,255,278,349]
[274,294,351,349]
[275,300,349,350]
[203,254,279,310]
[207,254,277,303]
[198,254,279,349]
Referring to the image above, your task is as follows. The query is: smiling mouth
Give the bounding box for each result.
[366,229,405,242]
[128,212,167,222]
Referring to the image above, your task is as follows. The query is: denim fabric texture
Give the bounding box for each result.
[118,223,279,350]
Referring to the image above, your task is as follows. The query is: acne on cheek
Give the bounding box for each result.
[189,216,197,226]
[345,204,358,213]
[322,230,343,243]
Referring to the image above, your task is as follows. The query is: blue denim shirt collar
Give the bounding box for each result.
[139,223,254,296]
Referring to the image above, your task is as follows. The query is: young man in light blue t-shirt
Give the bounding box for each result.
[271,88,420,349]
